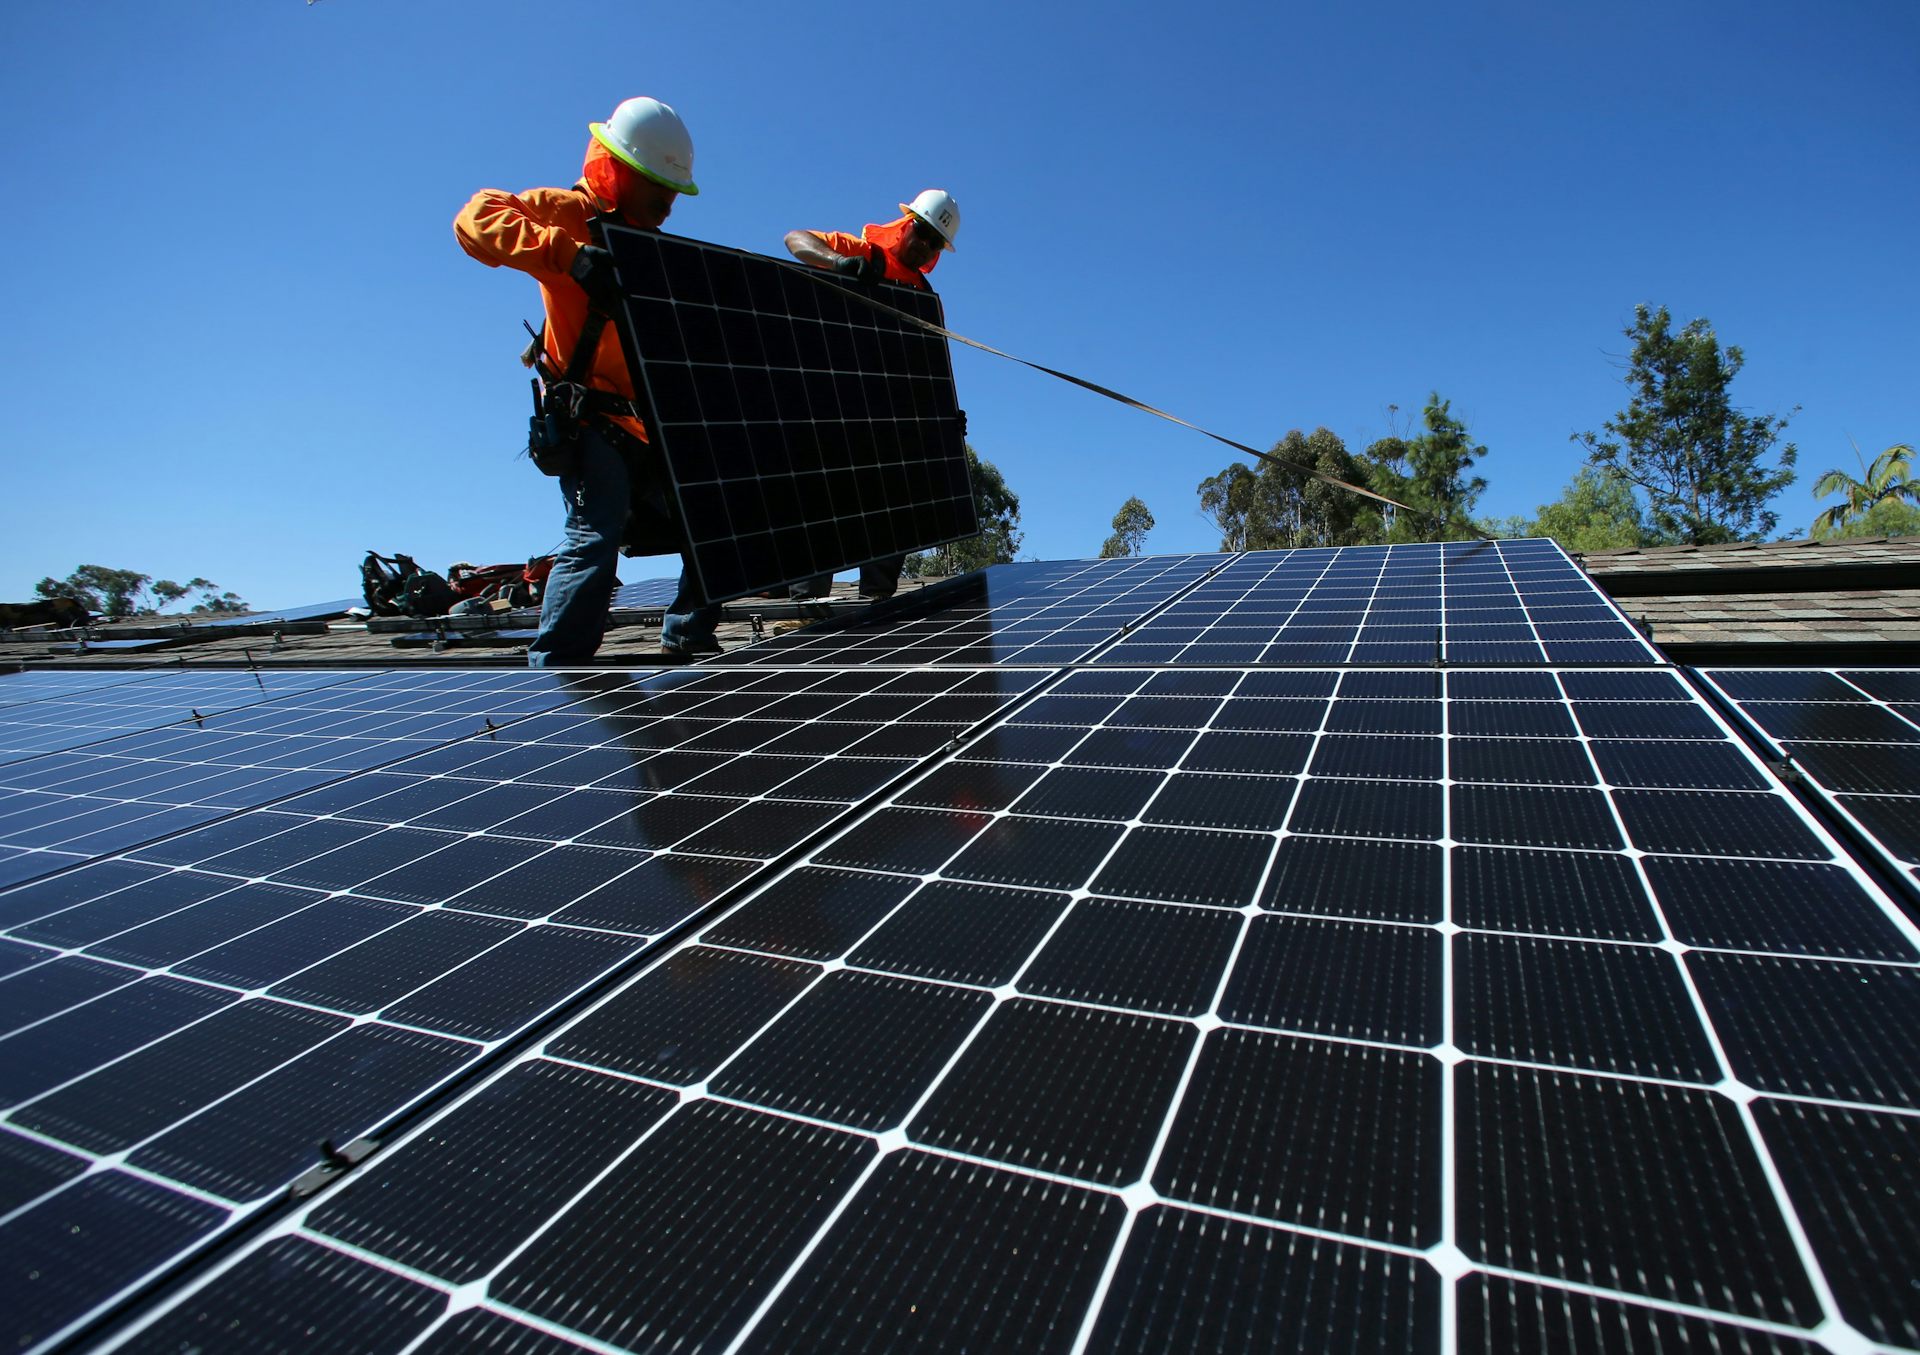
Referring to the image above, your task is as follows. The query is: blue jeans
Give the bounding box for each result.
[527,426,718,666]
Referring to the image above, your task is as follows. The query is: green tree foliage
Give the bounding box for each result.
[1810,443,1918,539]
[34,567,246,619]
[1099,497,1155,558]
[904,445,1024,577]
[1197,428,1385,551]
[35,566,151,620]
[1366,393,1488,542]
[1573,304,1797,544]
[1484,468,1652,552]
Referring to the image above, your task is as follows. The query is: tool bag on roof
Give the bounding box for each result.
[447,558,554,609]
[361,551,459,618]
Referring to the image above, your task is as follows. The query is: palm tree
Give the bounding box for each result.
[1810,441,1917,538]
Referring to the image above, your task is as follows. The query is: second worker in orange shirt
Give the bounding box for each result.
[783,190,962,602]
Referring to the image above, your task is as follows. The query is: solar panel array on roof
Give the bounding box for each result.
[3,541,1918,1354]
[1701,667,1920,905]
[601,226,976,603]
[609,575,684,609]
[1097,537,1661,666]
[194,597,362,628]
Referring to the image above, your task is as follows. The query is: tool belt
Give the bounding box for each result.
[526,376,641,477]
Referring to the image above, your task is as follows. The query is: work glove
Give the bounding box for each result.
[832,250,885,285]
[956,409,968,437]
[569,245,622,311]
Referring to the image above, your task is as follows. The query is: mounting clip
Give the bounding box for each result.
[750,613,766,641]
[1769,755,1802,785]
[288,1135,378,1199]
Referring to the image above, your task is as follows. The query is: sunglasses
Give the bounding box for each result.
[910,219,945,250]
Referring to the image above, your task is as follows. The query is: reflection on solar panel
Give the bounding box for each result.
[0,664,1041,1349]
[7,545,1920,1354]
[0,672,589,889]
[710,553,1226,667]
[100,662,1920,1352]
[610,575,683,609]
[1702,667,1920,905]
[0,672,168,710]
[601,225,976,603]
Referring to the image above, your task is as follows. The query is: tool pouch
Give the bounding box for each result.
[526,379,581,478]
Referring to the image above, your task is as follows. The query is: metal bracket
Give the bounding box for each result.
[1769,755,1802,785]
[751,613,766,641]
[288,1135,378,1199]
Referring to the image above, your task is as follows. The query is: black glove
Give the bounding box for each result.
[569,245,622,311]
[832,249,884,284]
[956,408,968,437]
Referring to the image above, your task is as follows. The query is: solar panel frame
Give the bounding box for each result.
[598,224,978,604]
[1698,666,1920,907]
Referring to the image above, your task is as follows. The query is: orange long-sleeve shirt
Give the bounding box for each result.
[454,182,648,442]
[810,217,934,289]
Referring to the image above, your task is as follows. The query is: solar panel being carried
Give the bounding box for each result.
[599,225,977,604]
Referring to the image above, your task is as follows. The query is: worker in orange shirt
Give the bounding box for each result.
[784,190,961,602]
[455,97,720,664]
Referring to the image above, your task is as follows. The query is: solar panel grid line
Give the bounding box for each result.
[1458,1262,1863,1350]
[1537,666,1872,1344]
[0,1133,242,1222]
[1432,552,1465,1352]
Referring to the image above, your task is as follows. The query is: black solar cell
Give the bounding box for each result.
[600,227,975,601]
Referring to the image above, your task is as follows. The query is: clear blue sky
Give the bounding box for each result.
[3,1,1914,610]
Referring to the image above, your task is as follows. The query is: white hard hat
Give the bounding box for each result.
[590,97,699,196]
[900,188,959,250]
